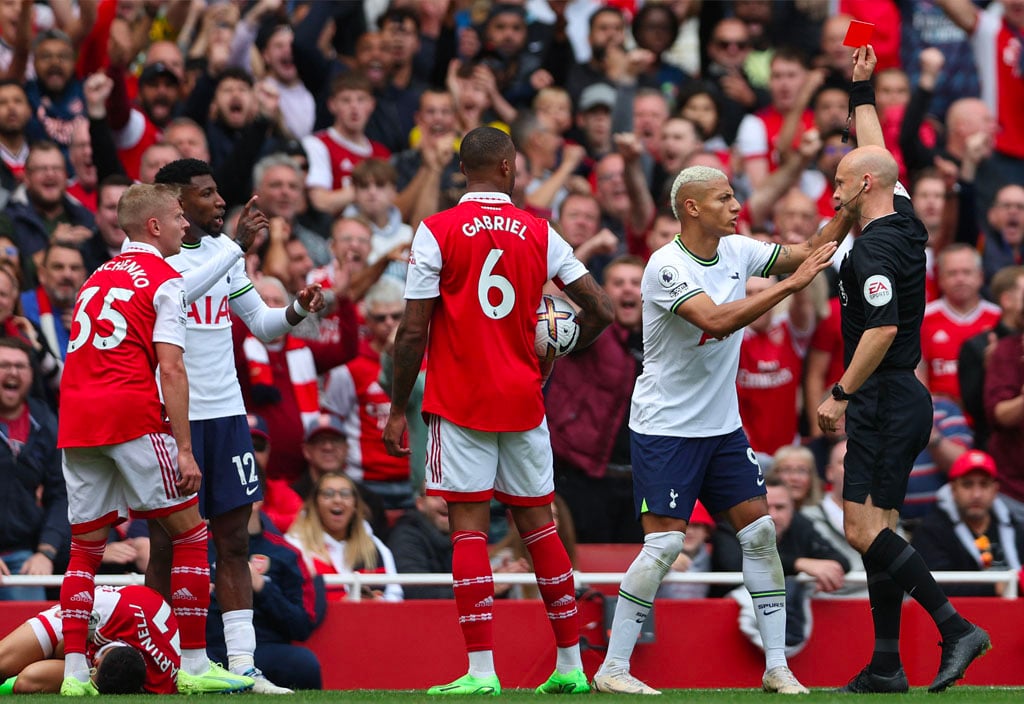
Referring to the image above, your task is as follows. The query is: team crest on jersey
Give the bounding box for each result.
[659,266,679,288]
[863,275,893,307]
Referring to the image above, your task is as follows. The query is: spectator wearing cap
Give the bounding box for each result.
[912,450,1024,597]
[572,83,616,160]
[24,30,86,169]
[234,277,358,484]
[657,500,714,599]
[293,414,348,498]
[91,55,184,183]
[248,414,303,534]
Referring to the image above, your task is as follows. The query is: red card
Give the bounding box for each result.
[843,20,875,48]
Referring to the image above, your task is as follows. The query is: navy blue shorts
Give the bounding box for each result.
[843,371,932,510]
[191,416,263,519]
[630,427,765,520]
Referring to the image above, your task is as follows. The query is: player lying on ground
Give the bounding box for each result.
[0,585,178,695]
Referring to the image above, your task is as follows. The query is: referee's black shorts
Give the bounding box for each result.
[843,371,932,510]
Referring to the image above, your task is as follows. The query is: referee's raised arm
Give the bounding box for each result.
[770,45,884,276]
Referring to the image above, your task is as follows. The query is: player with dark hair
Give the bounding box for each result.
[816,44,990,694]
[0,586,174,695]
[150,159,325,693]
[384,126,614,695]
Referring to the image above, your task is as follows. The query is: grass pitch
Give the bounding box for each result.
[15,687,1024,704]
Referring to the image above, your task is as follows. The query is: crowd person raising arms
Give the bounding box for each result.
[384,126,613,696]
[593,161,855,694]
[816,45,990,694]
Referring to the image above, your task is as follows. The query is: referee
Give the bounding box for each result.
[816,45,990,694]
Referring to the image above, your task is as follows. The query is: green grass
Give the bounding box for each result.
[14,687,1024,704]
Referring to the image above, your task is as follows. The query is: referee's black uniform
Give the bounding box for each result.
[838,186,931,509]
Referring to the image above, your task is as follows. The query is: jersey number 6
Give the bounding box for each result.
[478,248,514,319]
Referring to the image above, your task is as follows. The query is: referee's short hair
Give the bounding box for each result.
[669,165,728,220]
[460,126,514,175]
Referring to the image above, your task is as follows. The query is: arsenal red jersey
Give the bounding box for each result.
[921,298,1000,401]
[405,192,587,431]
[737,320,805,454]
[58,242,187,448]
[323,342,410,483]
[303,127,391,191]
[971,8,1024,158]
[88,585,180,694]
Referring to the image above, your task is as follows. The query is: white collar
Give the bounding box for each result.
[122,241,163,257]
[458,191,512,205]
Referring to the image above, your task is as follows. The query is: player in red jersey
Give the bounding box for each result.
[0,585,179,694]
[384,126,613,696]
[56,184,252,696]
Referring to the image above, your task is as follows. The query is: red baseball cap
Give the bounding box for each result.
[948,450,997,481]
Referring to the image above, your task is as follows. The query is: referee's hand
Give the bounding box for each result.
[816,397,847,435]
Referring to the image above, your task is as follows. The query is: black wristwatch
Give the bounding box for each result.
[831,383,853,401]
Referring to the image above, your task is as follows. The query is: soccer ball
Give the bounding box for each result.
[535,294,580,361]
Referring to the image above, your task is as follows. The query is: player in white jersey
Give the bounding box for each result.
[148,159,325,695]
[593,165,856,695]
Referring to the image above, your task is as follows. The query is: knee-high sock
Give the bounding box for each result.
[60,536,106,679]
[601,531,683,671]
[451,530,495,676]
[522,522,581,673]
[864,553,904,674]
[737,515,787,672]
[170,523,211,652]
[864,528,970,641]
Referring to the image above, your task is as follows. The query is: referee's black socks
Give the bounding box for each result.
[864,557,903,674]
[864,529,972,643]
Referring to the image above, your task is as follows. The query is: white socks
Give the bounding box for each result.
[64,653,89,681]
[556,645,583,674]
[600,531,684,672]
[181,649,210,676]
[223,609,256,675]
[468,650,495,678]
[737,515,787,671]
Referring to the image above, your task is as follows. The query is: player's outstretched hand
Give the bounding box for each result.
[296,283,326,314]
[383,412,411,457]
[177,451,202,495]
[788,241,837,289]
[235,195,269,252]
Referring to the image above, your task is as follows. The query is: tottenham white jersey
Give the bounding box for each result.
[630,235,780,438]
[166,235,293,420]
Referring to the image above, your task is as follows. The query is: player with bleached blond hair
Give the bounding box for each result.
[593,163,857,695]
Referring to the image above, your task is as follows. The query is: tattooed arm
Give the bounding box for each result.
[383,297,435,456]
[561,274,615,351]
[767,207,857,275]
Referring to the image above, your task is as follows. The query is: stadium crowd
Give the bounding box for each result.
[0,0,1022,679]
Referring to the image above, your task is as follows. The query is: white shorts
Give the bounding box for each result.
[29,604,62,657]
[425,415,554,506]
[63,433,197,532]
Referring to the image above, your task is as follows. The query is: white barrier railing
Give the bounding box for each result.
[1,570,1017,600]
